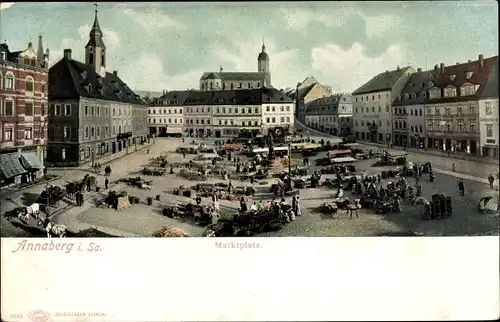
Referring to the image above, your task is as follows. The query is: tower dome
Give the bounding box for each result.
[258,43,269,61]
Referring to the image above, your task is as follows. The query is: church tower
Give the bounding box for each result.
[257,39,271,87]
[85,5,106,77]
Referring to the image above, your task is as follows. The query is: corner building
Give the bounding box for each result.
[47,10,148,167]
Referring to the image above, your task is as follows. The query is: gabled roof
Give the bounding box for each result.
[352,66,412,95]
[49,57,145,104]
[393,70,440,106]
[184,90,214,105]
[305,93,345,114]
[200,72,266,82]
[296,83,316,100]
[183,88,292,106]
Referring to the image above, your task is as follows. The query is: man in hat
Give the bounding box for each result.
[458,179,465,196]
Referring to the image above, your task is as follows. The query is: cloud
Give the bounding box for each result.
[0,2,14,11]
[212,35,302,89]
[121,53,204,91]
[120,7,185,31]
[50,25,121,68]
[281,6,356,31]
[311,42,405,93]
[357,12,403,39]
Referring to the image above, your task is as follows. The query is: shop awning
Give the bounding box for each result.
[166,127,183,134]
[20,152,43,169]
[0,153,27,180]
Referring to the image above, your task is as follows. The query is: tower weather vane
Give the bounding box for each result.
[93,2,98,12]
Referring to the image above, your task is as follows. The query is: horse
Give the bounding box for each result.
[346,199,362,219]
[44,221,67,238]
[413,196,430,206]
[17,203,41,223]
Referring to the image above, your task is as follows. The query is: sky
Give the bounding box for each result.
[0,1,498,93]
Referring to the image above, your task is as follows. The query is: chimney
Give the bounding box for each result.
[417,68,422,73]
[440,63,445,74]
[63,49,72,60]
[113,70,118,76]
[479,54,484,68]
[0,51,5,61]
[434,64,439,70]
[468,60,472,63]
[456,62,460,65]
[397,65,400,71]
[220,65,223,73]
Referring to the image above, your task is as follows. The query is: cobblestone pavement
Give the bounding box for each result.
[3,136,498,237]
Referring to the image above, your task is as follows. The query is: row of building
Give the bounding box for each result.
[297,55,499,158]
[147,88,294,138]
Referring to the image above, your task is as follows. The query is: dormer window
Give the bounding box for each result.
[218,97,224,103]
[411,93,417,99]
[98,87,104,96]
[449,74,456,81]
[428,81,434,88]
[465,71,473,79]
[85,83,92,93]
[114,90,121,98]
[460,83,479,96]
[81,71,88,80]
[422,92,427,98]
[444,86,457,98]
[404,94,409,100]
[429,87,441,99]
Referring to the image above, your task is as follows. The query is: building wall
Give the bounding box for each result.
[424,101,480,153]
[406,104,426,148]
[297,83,330,122]
[0,57,48,170]
[353,90,392,143]
[212,104,262,136]
[478,98,499,157]
[261,102,294,134]
[147,105,184,135]
[184,105,212,136]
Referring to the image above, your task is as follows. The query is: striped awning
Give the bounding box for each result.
[20,152,43,169]
[0,153,27,180]
[166,127,183,134]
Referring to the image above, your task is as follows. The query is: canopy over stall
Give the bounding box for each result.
[20,152,43,170]
[0,153,27,180]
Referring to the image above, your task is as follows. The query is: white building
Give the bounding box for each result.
[303,93,352,136]
[352,66,415,144]
[479,59,499,158]
[148,91,189,137]
[183,91,213,137]
[261,89,294,134]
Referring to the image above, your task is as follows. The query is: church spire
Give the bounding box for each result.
[89,3,103,38]
[37,34,44,62]
[262,37,266,53]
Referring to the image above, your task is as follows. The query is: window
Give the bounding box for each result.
[457,122,464,132]
[3,100,13,116]
[372,107,375,112]
[242,121,246,126]
[445,106,451,115]
[485,103,492,115]
[385,105,389,112]
[65,104,71,115]
[85,146,91,158]
[97,106,100,116]
[118,125,121,133]
[419,109,422,116]
[91,127,95,137]
[85,105,89,116]
[272,117,276,123]
[469,105,475,115]
[486,124,493,137]
[422,92,427,98]
[4,128,13,141]
[25,101,33,115]
[113,126,116,134]
[427,122,433,131]
[445,122,451,132]
[97,127,100,137]
[286,117,290,122]
[470,122,476,133]
[241,108,245,114]
[62,149,66,160]
[25,76,34,92]
[460,84,477,96]
[429,88,441,99]
[378,106,381,113]
[272,106,275,112]
[5,74,14,89]
[113,108,116,116]
[24,127,33,139]
[280,117,285,123]
[444,86,457,98]
[64,126,70,139]
[41,103,46,116]
[207,120,210,125]
[266,117,270,123]
[465,72,473,79]
[196,119,199,124]
[435,107,440,115]
[449,75,456,81]
[85,126,89,138]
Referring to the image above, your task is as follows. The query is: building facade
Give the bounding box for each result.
[352,66,415,144]
[199,42,271,91]
[148,91,189,137]
[425,55,497,155]
[478,59,499,158]
[0,37,50,184]
[303,93,353,136]
[183,91,213,137]
[47,10,148,167]
[392,68,438,148]
[294,79,331,123]
[261,89,294,135]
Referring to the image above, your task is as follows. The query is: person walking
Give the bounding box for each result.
[295,195,302,216]
[212,193,220,212]
[458,179,465,196]
[105,177,109,190]
[488,174,495,189]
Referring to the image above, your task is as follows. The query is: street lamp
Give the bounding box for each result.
[286,140,292,191]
